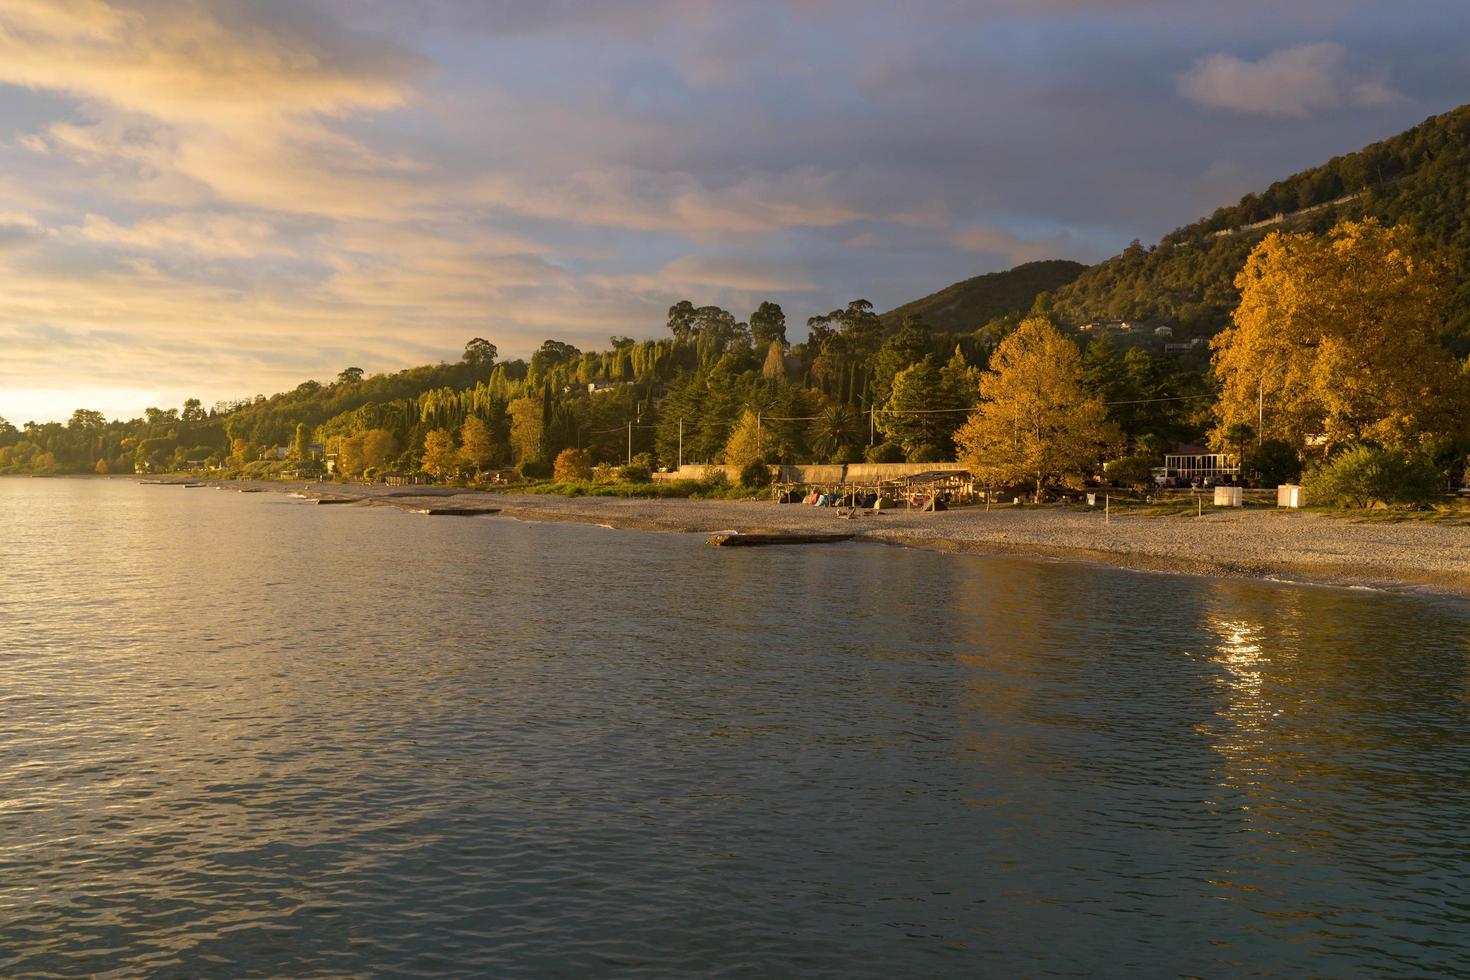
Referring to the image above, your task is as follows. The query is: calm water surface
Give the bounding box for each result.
[3,479,1470,977]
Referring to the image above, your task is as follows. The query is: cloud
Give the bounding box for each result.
[0,0,428,217]
[652,255,816,292]
[0,0,419,122]
[78,212,294,257]
[948,224,1080,264]
[0,212,47,251]
[1178,42,1406,118]
[471,166,865,238]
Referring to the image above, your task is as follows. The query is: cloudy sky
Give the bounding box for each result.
[1,0,1466,423]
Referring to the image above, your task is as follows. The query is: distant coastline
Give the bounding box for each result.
[99,477,1470,599]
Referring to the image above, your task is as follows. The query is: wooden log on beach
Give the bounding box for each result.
[706,531,855,547]
[311,497,357,505]
[409,506,501,516]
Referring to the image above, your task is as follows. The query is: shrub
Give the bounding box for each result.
[865,442,905,463]
[1245,439,1302,487]
[1301,445,1443,508]
[1104,454,1156,489]
[907,443,945,464]
[696,470,729,495]
[592,462,617,484]
[739,460,772,489]
[553,448,593,482]
[617,464,652,483]
[519,460,553,480]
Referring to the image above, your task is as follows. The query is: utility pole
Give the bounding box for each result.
[627,418,633,466]
[869,403,875,445]
[678,418,683,469]
[1257,382,1264,447]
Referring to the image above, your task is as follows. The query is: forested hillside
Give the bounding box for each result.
[878,259,1086,333]
[1051,105,1470,339]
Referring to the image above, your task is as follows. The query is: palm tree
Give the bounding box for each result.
[809,404,858,462]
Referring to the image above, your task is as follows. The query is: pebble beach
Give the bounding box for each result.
[199,479,1470,598]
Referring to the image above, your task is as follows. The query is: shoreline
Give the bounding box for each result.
[117,476,1470,600]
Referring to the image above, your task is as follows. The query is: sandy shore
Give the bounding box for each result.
[186,479,1470,597]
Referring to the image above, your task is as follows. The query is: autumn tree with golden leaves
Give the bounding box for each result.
[420,428,461,480]
[1212,219,1465,453]
[955,317,1119,497]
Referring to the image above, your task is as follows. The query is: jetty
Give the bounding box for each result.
[706,531,855,547]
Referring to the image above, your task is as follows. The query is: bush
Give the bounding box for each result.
[739,460,772,489]
[591,462,617,484]
[865,442,905,463]
[1301,445,1443,508]
[553,448,593,482]
[695,470,729,495]
[519,460,553,480]
[617,464,652,483]
[907,443,946,464]
[1245,439,1302,487]
[1104,454,1156,489]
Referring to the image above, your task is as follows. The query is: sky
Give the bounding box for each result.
[1,0,1467,424]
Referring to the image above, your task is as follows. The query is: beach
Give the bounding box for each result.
[197,479,1470,597]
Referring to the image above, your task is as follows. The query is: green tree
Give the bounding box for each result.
[871,316,932,402]
[1223,422,1255,471]
[68,409,105,431]
[809,403,859,462]
[1245,439,1302,486]
[463,338,498,369]
[1301,445,1443,508]
[879,356,966,459]
[749,301,787,348]
[507,396,544,464]
[292,422,311,463]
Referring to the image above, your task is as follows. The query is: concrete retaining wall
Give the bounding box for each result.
[652,461,968,484]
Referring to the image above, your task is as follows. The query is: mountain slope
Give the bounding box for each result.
[1051,105,1470,339]
[880,259,1087,332]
